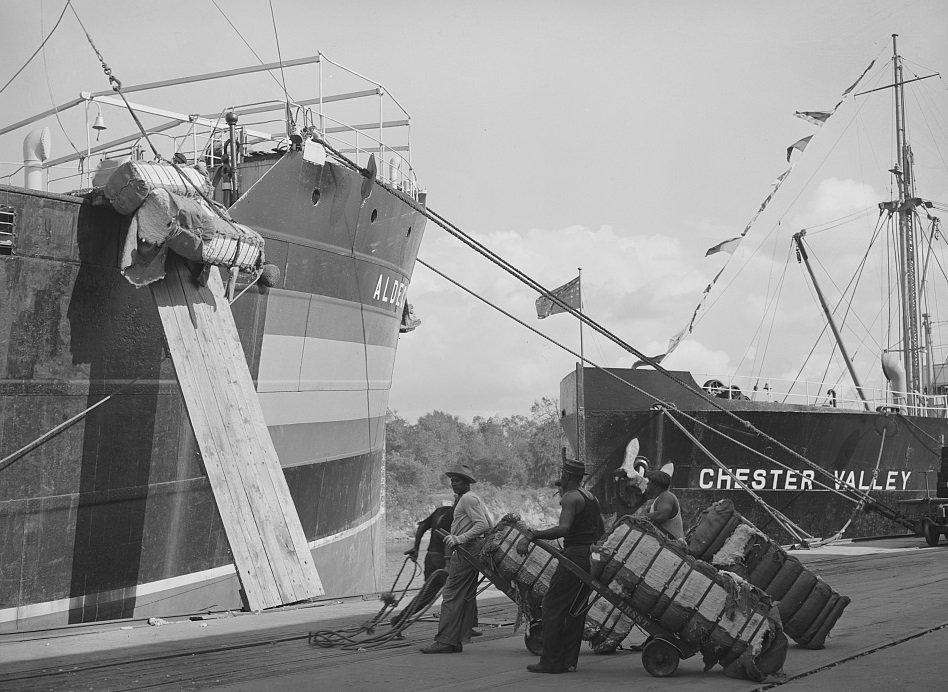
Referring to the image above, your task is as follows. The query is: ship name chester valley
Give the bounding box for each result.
[698,468,913,491]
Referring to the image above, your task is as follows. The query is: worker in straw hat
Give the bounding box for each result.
[419,463,492,654]
[396,495,482,636]
[643,463,684,540]
[516,451,604,674]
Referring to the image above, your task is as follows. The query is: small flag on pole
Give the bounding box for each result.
[786,135,814,163]
[705,237,742,257]
[535,276,581,319]
[794,110,832,127]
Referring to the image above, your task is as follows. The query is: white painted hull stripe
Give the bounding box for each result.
[0,509,383,625]
[259,388,389,427]
[256,334,394,394]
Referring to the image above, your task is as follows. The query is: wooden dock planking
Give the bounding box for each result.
[151,256,323,610]
[4,545,948,691]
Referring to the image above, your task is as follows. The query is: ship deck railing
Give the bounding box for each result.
[692,372,948,418]
[1,53,420,199]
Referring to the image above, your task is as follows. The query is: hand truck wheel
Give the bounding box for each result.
[524,619,543,655]
[642,637,681,677]
[921,518,941,547]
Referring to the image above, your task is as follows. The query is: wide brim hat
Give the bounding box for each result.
[445,463,476,483]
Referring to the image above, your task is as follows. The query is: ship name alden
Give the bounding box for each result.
[373,273,408,307]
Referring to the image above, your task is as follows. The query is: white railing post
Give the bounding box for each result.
[378,89,385,181]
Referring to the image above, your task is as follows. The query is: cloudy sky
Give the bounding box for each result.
[3,1,948,422]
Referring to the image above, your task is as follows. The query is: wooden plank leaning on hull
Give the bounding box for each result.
[151,255,324,610]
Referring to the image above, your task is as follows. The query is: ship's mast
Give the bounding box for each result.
[892,33,922,397]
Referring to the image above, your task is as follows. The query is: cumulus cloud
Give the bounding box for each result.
[807,177,879,220]
[389,177,904,422]
[390,223,715,421]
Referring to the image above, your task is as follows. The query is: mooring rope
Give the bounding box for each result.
[658,408,814,546]
[31,14,920,538]
[307,557,448,650]
[310,129,919,532]
[808,427,889,547]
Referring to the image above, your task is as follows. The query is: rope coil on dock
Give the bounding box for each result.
[307,557,446,651]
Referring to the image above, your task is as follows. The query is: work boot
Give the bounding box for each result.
[420,642,462,654]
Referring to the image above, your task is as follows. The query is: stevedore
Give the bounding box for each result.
[516,454,604,674]
[405,496,455,581]
[396,497,483,634]
[419,463,491,654]
[391,497,455,628]
[643,466,684,540]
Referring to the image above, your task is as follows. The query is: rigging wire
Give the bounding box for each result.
[20,17,925,534]
[68,5,160,160]
[267,0,292,109]
[782,212,888,403]
[757,256,792,384]
[784,275,833,404]
[659,410,813,545]
[420,246,877,506]
[810,218,886,356]
[315,138,915,519]
[743,227,790,383]
[0,0,71,96]
[211,0,294,98]
[905,74,948,182]
[802,206,877,235]
[67,1,270,282]
[393,191,900,519]
[418,249,914,532]
[41,1,82,160]
[694,64,887,344]
[754,223,788,365]
[702,60,889,349]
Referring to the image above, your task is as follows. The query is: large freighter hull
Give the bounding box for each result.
[561,368,947,541]
[0,152,425,631]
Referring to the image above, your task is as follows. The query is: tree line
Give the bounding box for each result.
[384,396,569,535]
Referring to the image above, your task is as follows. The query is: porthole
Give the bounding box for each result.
[311,188,321,206]
[371,209,378,223]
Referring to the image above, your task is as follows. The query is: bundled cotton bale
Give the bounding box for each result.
[478,515,559,603]
[163,193,263,270]
[686,499,850,649]
[479,515,635,651]
[105,160,211,215]
[583,593,635,652]
[119,188,264,287]
[591,516,787,681]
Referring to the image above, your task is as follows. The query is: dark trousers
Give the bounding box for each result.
[423,550,446,580]
[434,552,478,646]
[395,552,448,624]
[540,545,591,672]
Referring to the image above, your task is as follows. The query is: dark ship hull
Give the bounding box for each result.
[561,367,947,541]
[0,152,425,631]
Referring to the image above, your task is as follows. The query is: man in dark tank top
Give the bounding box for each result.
[517,455,604,674]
